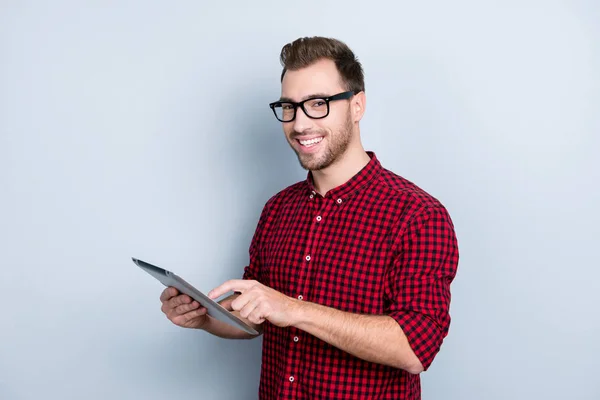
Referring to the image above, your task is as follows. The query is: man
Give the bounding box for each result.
[160,36,459,399]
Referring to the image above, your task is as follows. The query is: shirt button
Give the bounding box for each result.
[337,198,343,204]
[298,295,303,300]
[305,255,311,261]
[289,376,295,382]
[316,216,322,222]
[293,336,299,342]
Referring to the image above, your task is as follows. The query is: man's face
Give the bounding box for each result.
[279,59,356,171]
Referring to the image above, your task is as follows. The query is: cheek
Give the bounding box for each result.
[312,121,331,135]
[323,120,342,136]
[334,113,353,133]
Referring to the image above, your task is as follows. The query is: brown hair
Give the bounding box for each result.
[279,36,365,93]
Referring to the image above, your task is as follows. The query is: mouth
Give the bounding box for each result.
[296,136,324,150]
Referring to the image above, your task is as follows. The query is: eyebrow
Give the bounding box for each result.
[279,93,332,102]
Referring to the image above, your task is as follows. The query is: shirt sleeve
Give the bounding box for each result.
[242,196,277,284]
[385,204,459,370]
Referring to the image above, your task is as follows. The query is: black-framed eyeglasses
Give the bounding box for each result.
[269,90,357,122]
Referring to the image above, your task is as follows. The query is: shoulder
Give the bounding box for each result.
[260,179,307,215]
[374,166,456,232]
[377,167,444,208]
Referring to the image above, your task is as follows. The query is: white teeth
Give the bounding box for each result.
[299,137,323,146]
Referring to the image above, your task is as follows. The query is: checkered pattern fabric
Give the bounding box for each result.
[243,152,459,399]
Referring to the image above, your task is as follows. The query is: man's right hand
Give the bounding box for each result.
[160,287,208,329]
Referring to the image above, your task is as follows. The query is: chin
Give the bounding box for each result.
[297,153,334,171]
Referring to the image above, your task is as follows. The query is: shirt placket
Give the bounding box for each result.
[281,190,346,397]
[301,194,341,297]
[300,190,342,297]
[302,194,344,300]
[280,189,333,397]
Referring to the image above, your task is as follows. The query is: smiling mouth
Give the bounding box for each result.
[296,137,324,147]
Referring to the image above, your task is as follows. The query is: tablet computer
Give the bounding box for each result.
[132,257,259,336]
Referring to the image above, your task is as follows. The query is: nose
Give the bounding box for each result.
[291,105,313,133]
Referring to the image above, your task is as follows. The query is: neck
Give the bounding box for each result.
[312,144,371,196]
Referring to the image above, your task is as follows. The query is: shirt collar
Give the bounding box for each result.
[306,151,382,202]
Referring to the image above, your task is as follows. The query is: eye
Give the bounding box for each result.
[308,99,326,108]
[281,103,294,110]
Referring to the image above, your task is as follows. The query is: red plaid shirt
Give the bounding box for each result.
[243,152,459,399]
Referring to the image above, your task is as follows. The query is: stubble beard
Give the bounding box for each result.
[291,112,354,172]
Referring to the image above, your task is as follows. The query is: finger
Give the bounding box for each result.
[246,304,266,325]
[218,295,235,311]
[160,287,179,302]
[239,298,261,320]
[231,293,253,312]
[174,301,200,315]
[169,303,205,320]
[208,279,253,299]
[173,307,207,325]
[163,295,190,315]
[218,293,242,311]
[169,294,192,308]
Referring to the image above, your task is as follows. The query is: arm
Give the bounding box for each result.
[208,205,459,372]
[207,281,421,372]
[384,205,459,371]
[295,301,423,373]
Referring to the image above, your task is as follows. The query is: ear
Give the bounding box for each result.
[351,91,366,123]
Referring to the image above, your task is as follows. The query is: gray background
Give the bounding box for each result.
[1,1,598,399]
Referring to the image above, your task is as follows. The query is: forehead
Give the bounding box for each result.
[281,58,345,101]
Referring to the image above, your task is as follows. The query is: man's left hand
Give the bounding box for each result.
[208,280,300,328]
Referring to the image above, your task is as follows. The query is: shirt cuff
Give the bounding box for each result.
[389,310,446,371]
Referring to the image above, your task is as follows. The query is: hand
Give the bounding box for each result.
[208,280,300,328]
[160,287,208,329]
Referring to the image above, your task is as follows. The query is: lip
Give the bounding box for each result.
[295,136,324,154]
[294,135,324,141]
